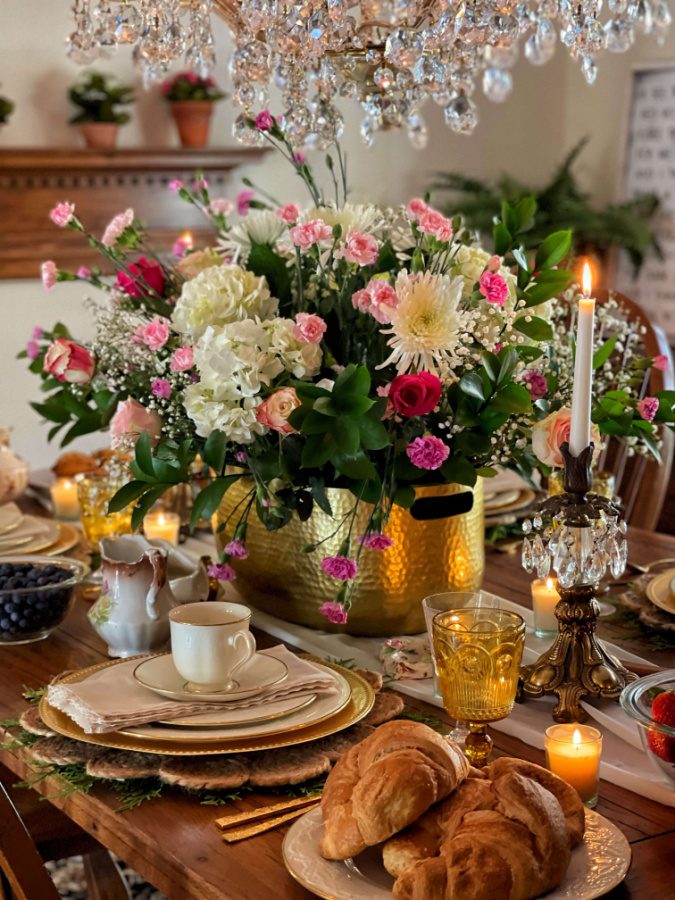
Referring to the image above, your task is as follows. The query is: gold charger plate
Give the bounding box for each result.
[44,523,81,557]
[39,656,375,756]
[645,569,675,616]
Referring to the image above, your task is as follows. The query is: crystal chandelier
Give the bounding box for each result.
[67,1,672,147]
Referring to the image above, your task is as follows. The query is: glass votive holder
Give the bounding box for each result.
[143,510,181,546]
[545,724,603,808]
[50,477,81,520]
[531,577,560,638]
[77,472,133,554]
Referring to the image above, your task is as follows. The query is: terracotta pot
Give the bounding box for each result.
[170,101,214,148]
[215,480,485,636]
[79,122,119,149]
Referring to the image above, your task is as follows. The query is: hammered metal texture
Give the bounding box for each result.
[216,480,485,636]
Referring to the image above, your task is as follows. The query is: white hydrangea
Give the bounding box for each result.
[183,382,265,444]
[264,318,323,379]
[218,210,287,264]
[172,264,278,342]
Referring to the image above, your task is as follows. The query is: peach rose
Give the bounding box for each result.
[532,407,601,468]
[110,399,162,448]
[43,339,94,384]
[255,388,301,435]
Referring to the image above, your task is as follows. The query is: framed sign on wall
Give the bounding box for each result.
[615,62,675,344]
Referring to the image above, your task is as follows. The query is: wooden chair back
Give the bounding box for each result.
[0,782,59,900]
[595,290,674,530]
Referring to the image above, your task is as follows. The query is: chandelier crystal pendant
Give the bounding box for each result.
[67,1,672,146]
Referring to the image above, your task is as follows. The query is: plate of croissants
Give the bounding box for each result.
[283,721,631,900]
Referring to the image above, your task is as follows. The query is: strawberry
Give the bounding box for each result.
[647,690,675,764]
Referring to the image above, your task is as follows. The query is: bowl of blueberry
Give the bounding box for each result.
[0,556,89,645]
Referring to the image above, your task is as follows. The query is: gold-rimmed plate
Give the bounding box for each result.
[645,569,675,616]
[0,503,23,535]
[156,692,317,728]
[44,523,81,557]
[0,516,60,556]
[39,657,374,755]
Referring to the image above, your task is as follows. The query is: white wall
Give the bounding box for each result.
[1,1,672,468]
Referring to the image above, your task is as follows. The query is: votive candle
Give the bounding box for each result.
[545,724,602,808]
[50,477,80,520]
[531,577,560,638]
[143,510,181,546]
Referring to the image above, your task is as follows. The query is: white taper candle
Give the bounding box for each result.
[569,263,595,458]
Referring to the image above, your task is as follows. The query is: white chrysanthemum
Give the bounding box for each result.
[218,210,286,263]
[172,264,278,342]
[379,271,467,374]
[306,203,384,237]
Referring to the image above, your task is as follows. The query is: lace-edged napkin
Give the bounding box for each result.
[47,645,337,734]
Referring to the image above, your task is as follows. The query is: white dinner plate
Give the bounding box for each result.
[157,691,317,728]
[121,664,351,743]
[484,488,521,511]
[133,652,288,702]
[0,503,23,534]
[283,807,631,900]
[0,516,60,555]
[645,569,675,616]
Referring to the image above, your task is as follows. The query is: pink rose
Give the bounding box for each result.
[532,407,601,467]
[522,369,548,400]
[209,198,233,216]
[418,209,454,243]
[101,208,134,247]
[358,532,394,551]
[351,279,398,324]
[115,256,167,299]
[207,562,237,582]
[110,399,162,449]
[389,372,442,417]
[168,179,183,193]
[132,316,171,351]
[170,346,194,372]
[652,354,669,372]
[254,109,274,131]
[43,339,95,385]
[76,266,92,279]
[151,378,171,399]
[637,396,659,422]
[293,313,327,344]
[237,189,255,216]
[487,255,501,272]
[255,387,301,435]
[290,219,334,250]
[224,539,248,559]
[479,270,509,306]
[339,230,379,266]
[41,260,57,291]
[318,600,348,624]
[321,556,358,580]
[276,203,300,224]
[49,201,75,227]
[406,435,450,470]
[406,198,428,221]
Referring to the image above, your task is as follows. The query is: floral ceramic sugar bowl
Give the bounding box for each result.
[0,427,29,505]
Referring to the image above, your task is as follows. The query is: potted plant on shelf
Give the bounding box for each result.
[68,71,134,149]
[161,71,226,148]
[0,91,14,127]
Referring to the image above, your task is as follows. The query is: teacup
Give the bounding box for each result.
[169,601,256,692]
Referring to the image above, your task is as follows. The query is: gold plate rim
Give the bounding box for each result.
[44,523,81,557]
[646,570,675,616]
[39,656,375,755]
[484,487,536,516]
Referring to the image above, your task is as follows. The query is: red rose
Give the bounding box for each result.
[115,256,166,300]
[388,372,442,417]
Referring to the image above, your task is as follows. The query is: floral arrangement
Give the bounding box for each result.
[68,71,134,125]
[161,72,225,103]
[24,117,675,622]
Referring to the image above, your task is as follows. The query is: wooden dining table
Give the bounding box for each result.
[1,521,674,900]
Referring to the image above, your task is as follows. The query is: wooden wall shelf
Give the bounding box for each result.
[0,147,266,279]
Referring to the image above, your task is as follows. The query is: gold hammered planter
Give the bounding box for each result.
[215,479,485,636]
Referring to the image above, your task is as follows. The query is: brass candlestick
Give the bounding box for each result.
[520,442,637,723]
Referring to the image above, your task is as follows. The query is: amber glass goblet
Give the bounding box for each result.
[77,471,133,554]
[432,608,526,766]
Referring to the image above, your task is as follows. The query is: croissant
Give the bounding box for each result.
[319,721,470,860]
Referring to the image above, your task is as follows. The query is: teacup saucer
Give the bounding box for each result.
[133,652,288,702]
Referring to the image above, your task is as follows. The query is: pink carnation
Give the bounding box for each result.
[170,346,194,372]
[406,198,428,221]
[318,601,348,625]
[26,340,40,360]
[351,278,398,324]
[359,532,394,551]
[339,230,379,266]
[479,270,509,306]
[276,203,300,224]
[406,435,450,471]
[321,556,358,581]
[237,189,255,216]
[653,354,669,372]
[168,179,183,193]
[293,151,306,166]
[207,562,237,582]
[101,208,134,247]
[418,209,454,243]
[194,177,208,190]
[209,198,233,216]
[151,378,171,399]
[290,219,334,250]
[49,201,75,227]
[637,396,659,422]
[487,255,501,272]
[31,326,43,340]
[522,369,548,400]
[224,539,248,560]
[293,312,327,344]
[76,266,92,279]
[41,260,58,291]
[254,109,274,131]
[172,235,192,258]
[133,316,171,351]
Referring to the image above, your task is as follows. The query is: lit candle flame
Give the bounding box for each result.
[180,230,194,249]
[582,261,592,298]
[157,512,166,525]
[546,577,554,591]
[573,728,582,746]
